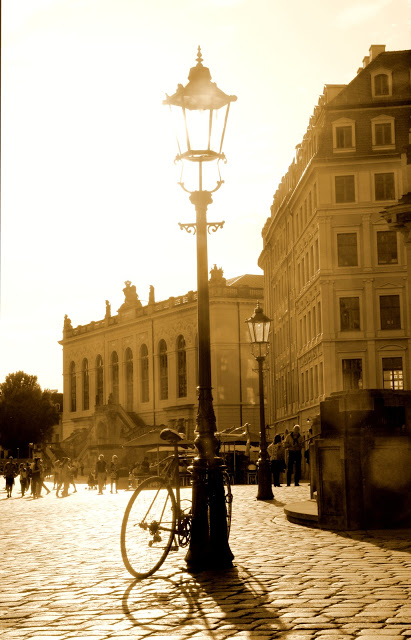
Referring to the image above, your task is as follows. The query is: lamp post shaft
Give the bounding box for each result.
[184,189,234,571]
[256,356,274,500]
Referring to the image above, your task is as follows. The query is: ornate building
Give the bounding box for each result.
[258,45,411,435]
[59,267,264,466]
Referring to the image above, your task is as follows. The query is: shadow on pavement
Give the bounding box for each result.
[334,528,411,555]
[122,565,288,637]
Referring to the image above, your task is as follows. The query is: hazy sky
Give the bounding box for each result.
[1,0,410,392]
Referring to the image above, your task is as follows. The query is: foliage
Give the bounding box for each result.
[0,371,60,455]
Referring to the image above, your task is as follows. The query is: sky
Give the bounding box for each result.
[1,0,410,393]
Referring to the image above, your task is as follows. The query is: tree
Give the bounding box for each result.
[0,371,60,456]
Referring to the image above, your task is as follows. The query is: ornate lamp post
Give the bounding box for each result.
[164,47,237,571]
[246,302,274,500]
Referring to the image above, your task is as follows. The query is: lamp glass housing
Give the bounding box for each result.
[246,303,272,359]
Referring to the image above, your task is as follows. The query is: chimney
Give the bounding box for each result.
[362,56,370,68]
[369,44,386,61]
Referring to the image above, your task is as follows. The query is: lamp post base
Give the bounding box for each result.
[256,458,274,501]
[185,457,234,572]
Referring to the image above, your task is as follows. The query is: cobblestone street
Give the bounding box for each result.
[1,480,410,639]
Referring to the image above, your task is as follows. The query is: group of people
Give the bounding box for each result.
[2,453,121,499]
[268,424,311,487]
[87,454,120,495]
[3,456,51,498]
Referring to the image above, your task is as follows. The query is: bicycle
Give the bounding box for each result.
[120,428,233,578]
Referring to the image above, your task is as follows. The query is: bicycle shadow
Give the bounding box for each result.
[122,564,289,637]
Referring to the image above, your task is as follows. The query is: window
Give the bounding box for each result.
[177,335,187,398]
[335,175,355,203]
[337,233,358,267]
[340,297,360,331]
[159,340,168,400]
[141,344,149,403]
[382,357,404,390]
[70,361,76,412]
[336,126,352,148]
[380,295,401,330]
[371,116,395,148]
[374,73,389,96]
[375,123,392,145]
[82,358,89,411]
[377,230,398,264]
[375,173,395,201]
[332,118,355,152]
[111,351,119,403]
[342,359,362,390]
[125,348,133,410]
[96,355,104,406]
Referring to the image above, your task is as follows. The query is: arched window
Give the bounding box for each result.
[141,344,149,402]
[96,355,104,407]
[177,335,187,398]
[70,361,76,412]
[82,358,89,411]
[111,351,119,404]
[125,348,133,411]
[159,340,168,400]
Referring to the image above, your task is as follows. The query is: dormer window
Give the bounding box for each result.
[371,68,392,98]
[374,73,389,95]
[332,118,356,153]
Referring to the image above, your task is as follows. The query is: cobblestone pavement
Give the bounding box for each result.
[1,479,410,640]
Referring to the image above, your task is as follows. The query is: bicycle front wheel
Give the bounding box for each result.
[121,476,176,578]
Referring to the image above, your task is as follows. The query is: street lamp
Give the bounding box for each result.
[246,302,274,500]
[164,47,237,571]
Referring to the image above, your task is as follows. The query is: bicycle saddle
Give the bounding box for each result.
[160,428,184,443]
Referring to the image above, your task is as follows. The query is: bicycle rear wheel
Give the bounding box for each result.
[121,476,176,578]
[223,471,233,538]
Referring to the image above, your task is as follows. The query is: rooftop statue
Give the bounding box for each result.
[119,281,142,311]
[63,314,73,331]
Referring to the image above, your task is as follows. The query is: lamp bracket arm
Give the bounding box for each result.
[207,221,225,234]
[178,222,197,235]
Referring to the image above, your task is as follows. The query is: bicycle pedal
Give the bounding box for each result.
[169,545,179,551]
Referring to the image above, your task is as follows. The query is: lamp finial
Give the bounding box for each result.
[196,46,203,66]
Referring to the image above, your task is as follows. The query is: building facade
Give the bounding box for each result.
[59,267,264,463]
[258,45,411,435]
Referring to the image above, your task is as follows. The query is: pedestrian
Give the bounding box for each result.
[87,471,96,490]
[3,456,17,498]
[304,428,313,466]
[19,463,29,496]
[30,457,43,498]
[52,460,60,489]
[95,454,107,495]
[60,458,71,497]
[268,435,286,487]
[140,456,150,475]
[109,455,119,493]
[67,458,77,493]
[39,459,51,495]
[284,424,304,486]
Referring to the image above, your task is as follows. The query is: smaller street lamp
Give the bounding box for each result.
[246,302,274,500]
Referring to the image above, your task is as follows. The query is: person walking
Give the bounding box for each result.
[67,458,77,493]
[19,463,29,497]
[109,455,119,493]
[284,424,304,486]
[95,454,107,495]
[30,457,43,498]
[4,457,17,498]
[268,435,286,487]
[60,458,71,497]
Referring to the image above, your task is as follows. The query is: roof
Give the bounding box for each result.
[226,274,264,288]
